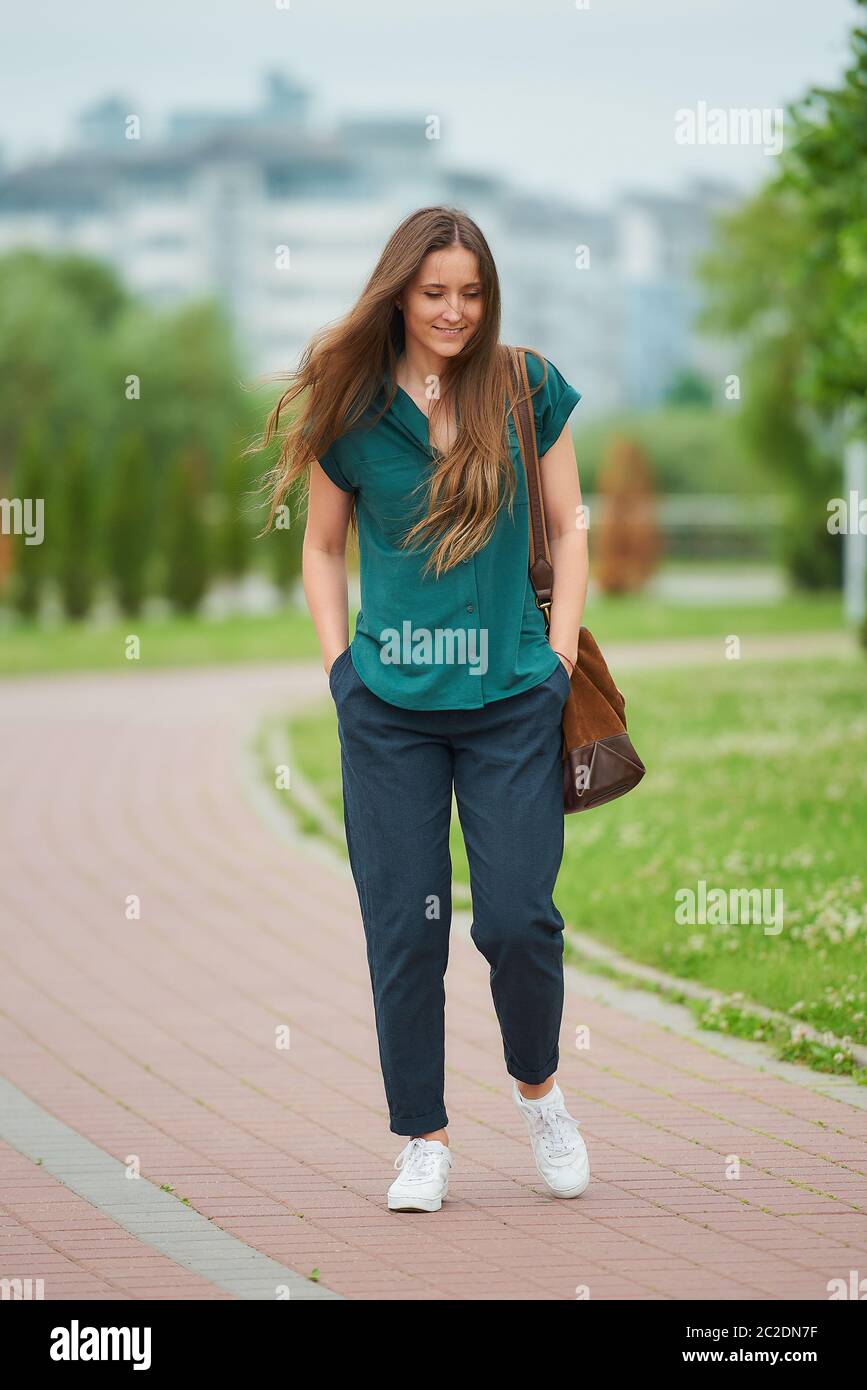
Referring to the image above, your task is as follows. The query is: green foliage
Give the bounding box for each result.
[104,298,245,489]
[216,446,253,579]
[0,248,262,620]
[663,369,714,408]
[47,253,128,331]
[696,3,867,587]
[267,474,307,593]
[56,426,96,620]
[162,447,210,613]
[103,430,152,616]
[778,492,843,591]
[8,420,51,619]
[691,996,865,1080]
[573,406,759,495]
[0,251,111,467]
[779,5,867,419]
[560,655,867,1048]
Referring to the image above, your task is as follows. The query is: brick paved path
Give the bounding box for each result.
[1,656,865,1301]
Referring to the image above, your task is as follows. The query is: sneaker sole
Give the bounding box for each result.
[387,1195,443,1212]
[387,1180,449,1212]
[541,1170,590,1199]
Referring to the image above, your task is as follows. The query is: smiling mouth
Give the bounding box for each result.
[434,326,465,333]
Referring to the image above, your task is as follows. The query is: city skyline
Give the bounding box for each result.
[0,63,739,411]
[1,0,859,412]
[1,0,858,206]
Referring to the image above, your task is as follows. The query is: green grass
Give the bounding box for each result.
[0,608,317,676]
[287,652,867,1075]
[0,587,845,676]
[561,653,867,1045]
[586,590,844,643]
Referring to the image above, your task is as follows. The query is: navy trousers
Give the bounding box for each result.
[328,645,572,1137]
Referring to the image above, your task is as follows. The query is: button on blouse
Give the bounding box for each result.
[317,350,581,710]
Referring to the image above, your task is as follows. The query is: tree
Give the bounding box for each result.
[779,4,867,423]
[698,197,846,593]
[162,445,210,613]
[8,422,51,619]
[267,474,306,595]
[56,427,96,620]
[104,430,151,616]
[593,437,663,595]
[216,445,252,580]
[697,2,867,588]
[0,253,106,513]
[0,248,255,619]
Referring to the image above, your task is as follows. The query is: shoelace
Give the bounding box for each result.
[394,1138,446,1180]
[527,1101,582,1160]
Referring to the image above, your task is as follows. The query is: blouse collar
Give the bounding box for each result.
[377,370,434,455]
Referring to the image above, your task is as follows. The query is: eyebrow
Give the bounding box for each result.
[419,281,482,289]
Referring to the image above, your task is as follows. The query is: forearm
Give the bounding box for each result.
[546,527,588,665]
[303,540,351,673]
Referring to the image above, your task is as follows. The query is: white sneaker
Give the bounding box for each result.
[387,1137,453,1212]
[513,1079,590,1198]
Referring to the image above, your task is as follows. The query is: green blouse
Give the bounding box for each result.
[317,350,581,710]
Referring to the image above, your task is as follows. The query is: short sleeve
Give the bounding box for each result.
[526,353,581,456]
[316,437,356,494]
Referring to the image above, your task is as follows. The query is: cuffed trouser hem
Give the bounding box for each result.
[506,1053,559,1087]
[390,1106,449,1137]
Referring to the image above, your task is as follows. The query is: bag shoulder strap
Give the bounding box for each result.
[508,345,554,626]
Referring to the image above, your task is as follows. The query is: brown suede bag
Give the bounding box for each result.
[509,346,646,813]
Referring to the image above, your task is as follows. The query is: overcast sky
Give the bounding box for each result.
[2,0,859,207]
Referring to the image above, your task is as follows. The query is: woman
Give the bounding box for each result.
[255,206,590,1212]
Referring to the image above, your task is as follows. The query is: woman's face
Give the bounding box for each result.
[398,245,484,360]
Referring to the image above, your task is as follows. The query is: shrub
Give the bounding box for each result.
[593,436,664,595]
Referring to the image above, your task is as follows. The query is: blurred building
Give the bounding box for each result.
[617,180,737,408]
[0,69,739,412]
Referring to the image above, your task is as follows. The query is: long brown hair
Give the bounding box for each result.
[247,205,546,578]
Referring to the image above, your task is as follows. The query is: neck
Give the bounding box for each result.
[395,342,451,398]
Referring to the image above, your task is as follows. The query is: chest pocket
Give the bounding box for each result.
[357,453,432,541]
